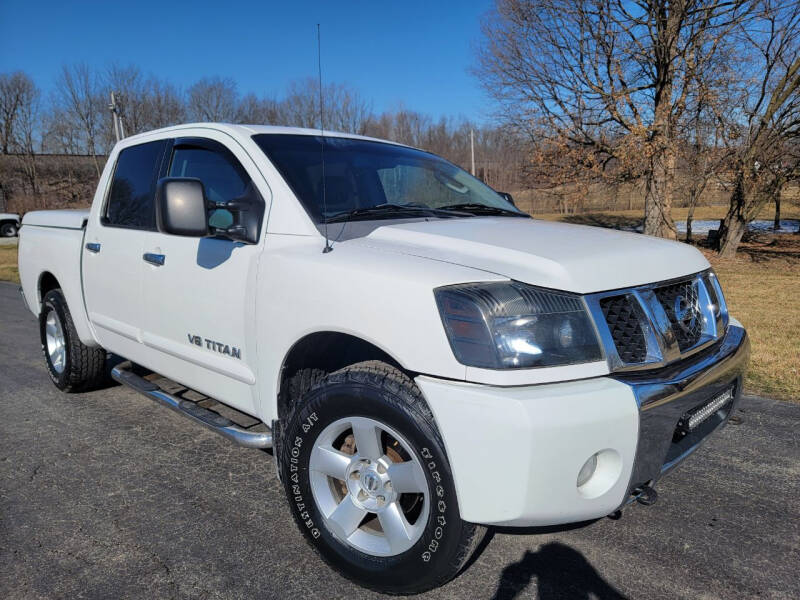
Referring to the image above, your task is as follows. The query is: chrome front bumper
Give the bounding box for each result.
[615,324,750,499]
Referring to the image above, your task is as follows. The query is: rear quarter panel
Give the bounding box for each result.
[18,223,97,346]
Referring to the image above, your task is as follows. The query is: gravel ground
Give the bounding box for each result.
[1,281,798,599]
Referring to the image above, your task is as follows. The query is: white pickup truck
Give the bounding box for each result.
[18,123,749,594]
[1,212,20,237]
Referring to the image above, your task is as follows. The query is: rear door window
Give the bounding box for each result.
[105,140,168,230]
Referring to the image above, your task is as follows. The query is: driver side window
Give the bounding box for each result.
[168,146,251,229]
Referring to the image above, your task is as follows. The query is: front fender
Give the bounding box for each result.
[255,234,502,421]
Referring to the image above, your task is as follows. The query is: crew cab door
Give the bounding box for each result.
[83,139,169,354]
[138,134,268,416]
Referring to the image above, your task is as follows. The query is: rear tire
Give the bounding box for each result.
[0,222,17,237]
[279,361,484,594]
[40,289,106,392]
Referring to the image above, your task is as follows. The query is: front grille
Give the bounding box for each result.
[654,280,703,351]
[587,270,726,372]
[600,295,647,363]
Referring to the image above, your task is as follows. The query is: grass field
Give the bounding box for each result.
[537,203,800,224]
[1,219,797,400]
[711,253,799,400]
[0,243,18,284]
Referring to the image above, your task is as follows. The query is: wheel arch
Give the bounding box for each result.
[34,269,98,348]
[38,271,61,307]
[276,331,411,421]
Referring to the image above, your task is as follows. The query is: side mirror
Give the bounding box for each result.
[155,178,209,237]
[498,191,516,207]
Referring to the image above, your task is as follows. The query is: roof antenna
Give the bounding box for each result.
[317,23,333,253]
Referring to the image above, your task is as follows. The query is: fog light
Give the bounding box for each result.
[577,453,598,488]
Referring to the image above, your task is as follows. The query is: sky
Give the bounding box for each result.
[0,0,497,122]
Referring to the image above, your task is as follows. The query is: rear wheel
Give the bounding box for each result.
[279,361,484,594]
[0,222,17,237]
[40,289,106,392]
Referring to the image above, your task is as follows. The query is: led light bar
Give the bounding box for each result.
[688,387,734,431]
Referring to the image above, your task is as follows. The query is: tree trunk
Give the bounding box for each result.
[26,153,37,196]
[90,150,100,178]
[685,190,698,243]
[719,216,747,258]
[644,144,677,239]
[717,171,746,256]
[773,193,781,230]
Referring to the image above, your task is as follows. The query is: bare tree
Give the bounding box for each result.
[1,63,528,215]
[104,64,149,137]
[236,93,281,124]
[187,76,238,122]
[387,108,432,147]
[0,71,37,154]
[279,78,373,134]
[716,0,800,257]
[54,64,105,176]
[476,0,751,239]
[41,106,83,155]
[142,79,185,129]
[679,93,734,241]
[327,83,373,134]
[11,77,41,196]
[279,78,319,128]
[103,65,187,136]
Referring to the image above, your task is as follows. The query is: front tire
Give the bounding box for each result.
[0,222,17,237]
[40,289,106,392]
[279,361,484,595]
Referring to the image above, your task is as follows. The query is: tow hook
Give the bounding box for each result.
[633,484,658,506]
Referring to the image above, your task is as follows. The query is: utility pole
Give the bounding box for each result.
[470,129,476,176]
[109,91,125,143]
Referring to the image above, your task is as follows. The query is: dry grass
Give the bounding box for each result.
[536,203,800,223]
[704,240,800,401]
[0,243,19,284]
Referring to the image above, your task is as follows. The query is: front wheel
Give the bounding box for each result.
[0,222,17,237]
[279,361,484,595]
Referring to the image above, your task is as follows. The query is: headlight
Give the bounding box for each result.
[434,281,603,369]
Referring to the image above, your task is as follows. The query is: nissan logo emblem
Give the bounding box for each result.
[673,294,699,332]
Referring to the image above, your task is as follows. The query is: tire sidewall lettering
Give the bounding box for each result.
[279,381,465,590]
[287,411,321,540]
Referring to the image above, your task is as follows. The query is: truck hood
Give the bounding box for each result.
[354,217,709,294]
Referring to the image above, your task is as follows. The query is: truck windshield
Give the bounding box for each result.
[253,134,524,223]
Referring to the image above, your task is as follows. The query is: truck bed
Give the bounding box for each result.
[18,208,96,346]
[22,209,89,230]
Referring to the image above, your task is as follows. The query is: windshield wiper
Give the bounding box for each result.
[326,203,465,223]
[436,203,530,218]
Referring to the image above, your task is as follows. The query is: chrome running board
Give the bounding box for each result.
[111,361,272,449]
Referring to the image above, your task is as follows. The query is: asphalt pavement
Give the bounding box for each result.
[1,281,798,599]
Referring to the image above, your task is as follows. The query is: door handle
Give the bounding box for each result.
[143,253,165,266]
[85,242,101,253]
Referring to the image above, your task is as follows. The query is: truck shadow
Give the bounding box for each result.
[489,541,628,600]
